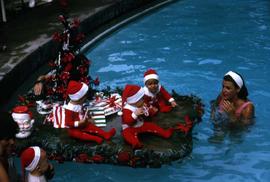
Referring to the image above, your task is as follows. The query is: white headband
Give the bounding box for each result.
[144,74,159,83]
[25,146,41,172]
[225,71,243,88]
[69,83,88,101]
[127,87,144,104]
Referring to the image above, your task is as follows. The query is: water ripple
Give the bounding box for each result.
[198,59,223,65]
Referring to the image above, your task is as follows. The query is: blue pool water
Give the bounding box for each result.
[52,0,270,181]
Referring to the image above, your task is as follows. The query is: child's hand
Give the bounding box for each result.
[151,106,158,113]
[171,101,177,107]
[86,117,95,124]
[34,82,43,95]
[79,118,89,127]
[149,105,158,113]
[135,107,144,116]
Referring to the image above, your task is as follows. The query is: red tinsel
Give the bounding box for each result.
[64,63,73,72]
[80,76,90,85]
[91,154,104,163]
[83,58,91,66]
[129,157,140,168]
[18,95,26,103]
[75,33,85,43]
[62,52,75,63]
[75,153,91,163]
[48,60,57,67]
[107,96,117,107]
[59,0,68,8]
[52,32,62,42]
[26,101,35,108]
[60,72,70,81]
[58,15,66,24]
[78,65,88,75]
[46,88,54,96]
[174,115,193,135]
[72,18,80,28]
[56,85,65,94]
[117,151,130,164]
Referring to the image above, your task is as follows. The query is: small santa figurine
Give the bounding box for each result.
[11,106,34,139]
[20,146,54,182]
[143,69,177,116]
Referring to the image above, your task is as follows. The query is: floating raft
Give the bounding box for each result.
[15,92,203,168]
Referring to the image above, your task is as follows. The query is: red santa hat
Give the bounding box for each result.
[122,84,144,105]
[67,80,88,101]
[20,146,41,179]
[143,69,159,84]
[12,106,32,121]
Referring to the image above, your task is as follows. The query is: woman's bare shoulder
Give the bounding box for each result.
[241,101,255,124]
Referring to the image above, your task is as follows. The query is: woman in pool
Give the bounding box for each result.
[211,71,255,125]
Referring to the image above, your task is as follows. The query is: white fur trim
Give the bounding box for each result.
[25,147,41,172]
[124,104,136,112]
[144,74,159,83]
[64,102,82,112]
[225,71,243,88]
[16,132,31,139]
[131,112,138,120]
[74,121,79,127]
[143,85,161,96]
[143,86,154,97]
[12,113,30,121]
[69,83,88,101]
[169,98,175,102]
[127,87,144,104]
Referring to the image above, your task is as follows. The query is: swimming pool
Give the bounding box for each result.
[52,0,270,181]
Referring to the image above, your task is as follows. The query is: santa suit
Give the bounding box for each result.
[53,102,112,144]
[121,103,172,149]
[143,85,174,115]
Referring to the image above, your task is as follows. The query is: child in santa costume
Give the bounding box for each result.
[53,80,116,144]
[20,146,54,182]
[121,84,174,149]
[143,69,177,116]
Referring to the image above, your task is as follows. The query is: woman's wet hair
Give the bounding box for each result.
[223,73,248,100]
[0,112,19,140]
